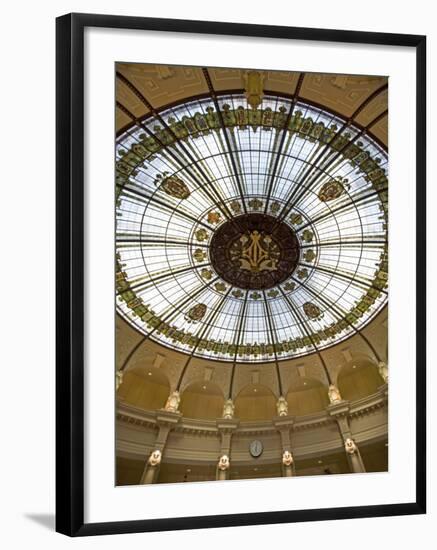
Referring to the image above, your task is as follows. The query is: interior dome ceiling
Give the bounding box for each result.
[115,92,388,363]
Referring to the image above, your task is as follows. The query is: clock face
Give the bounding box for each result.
[249,440,263,458]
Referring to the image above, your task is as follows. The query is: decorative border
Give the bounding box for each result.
[115,96,388,359]
[56,13,426,536]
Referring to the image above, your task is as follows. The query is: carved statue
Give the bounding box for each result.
[328,384,342,404]
[222,399,235,419]
[116,369,123,391]
[276,396,289,417]
[148,449,162,467]
[282,450,294,467]
[164,390,180,413]
[218,454,230,471]
[344,438,358,455]
[378,361,388,383]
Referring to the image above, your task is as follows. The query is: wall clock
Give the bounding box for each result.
[249,440,263,458]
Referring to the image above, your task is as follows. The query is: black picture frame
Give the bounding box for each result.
[56,12,426,537]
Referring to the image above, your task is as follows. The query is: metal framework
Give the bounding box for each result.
[115,81,388,364]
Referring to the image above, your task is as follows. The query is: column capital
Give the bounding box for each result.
[156,409,182,427]
[273,416,295,430]
[378,382,388,399]
[327,400,350,418]
[216,418,240,433]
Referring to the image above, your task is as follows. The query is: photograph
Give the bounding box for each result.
[114,63,389,485]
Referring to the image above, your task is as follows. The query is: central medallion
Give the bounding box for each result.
[209,213,300,290]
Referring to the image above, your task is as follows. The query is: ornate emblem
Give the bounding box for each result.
[303,249,316,263]
[222,399,235,419]
[301,230,314,243]
[297,268,309,280]
[214,282,227,293]
[378,361,388,383]
[115,369,123,391]
[230,231,279,273]
[195,229,209,242]
[267,289,279,298]
[282,450,294,467]
[209,213,300,291]
[207,211,221,224]
[243,70,265,110]
[232,289,244,299]
[344,438,358,455]
[250,291,261,300]
[276,396,288,417]
[230,201,241,214]
[328,384,342,404]
[193,249,206,263]
[185,303,207,322]
[283,281,296,292]
[303,302,323,319]
[248,198,264,211]
[218,454,230,471]
[289,213,303,226]
[200,268,212,280]
[318,176,350,202]
[154,172,190,199]
[270,201,281,214]
[164,390,181,412]
[148,450,162,467]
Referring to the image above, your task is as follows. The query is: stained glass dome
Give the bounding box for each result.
[115,93,388,363]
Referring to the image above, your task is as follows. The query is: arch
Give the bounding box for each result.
[337,358,384,401]
[118,365,170,411]
[180,381,225,420]
[234,384,277,421]
[286,377,329,416]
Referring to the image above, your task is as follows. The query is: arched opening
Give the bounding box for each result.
[286,378,329,416]
[234,384,277,421]
[337,359,384,401]
[180,381,224,420]
[117,366,170,410]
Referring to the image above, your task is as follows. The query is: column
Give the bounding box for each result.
[274,416,295,477]
[216,418,239,480]
[327,401,366,474]
[140,409,181,484]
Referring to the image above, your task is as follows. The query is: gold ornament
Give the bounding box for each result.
[301,230,314,243]
[207,211,221,224]
[154,172,190,199]
[318,176,350,202]
[283,281,296,292]
[185,303,207,322]
[303,249,316,263]
[193,249,206,263]
[248,198,264,211]
[214,282,227,293]
[195,229,209,242]
[200,268,212,280]
[230,231,279,273]
[243,70,265,110]
[303,302,323,319]
[289,213,303,226]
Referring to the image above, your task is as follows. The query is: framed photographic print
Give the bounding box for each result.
[56,13,426,536]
